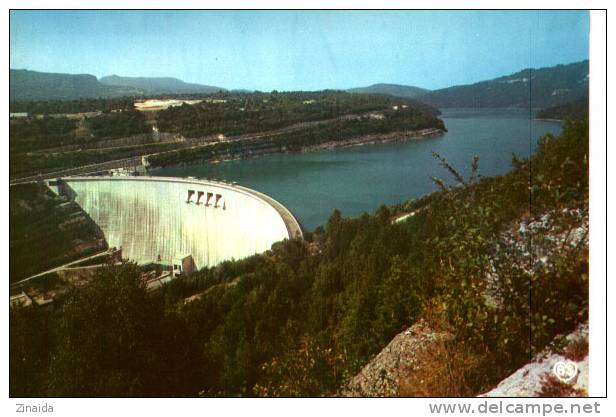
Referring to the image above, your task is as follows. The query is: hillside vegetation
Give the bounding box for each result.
[12,60,588,109]
[156,90,440,137]
[10,110,151,177]
[10,91,443,179]
[10,69,225,101]
[148,105,445,167]
[10,69,143,101]
[537,97,589,121]
[416,60,588,108]
[10,120,588,397]
[100,75,224,95]
[9,97,138,115]
[9,183,107,282]
[347,83,428,99]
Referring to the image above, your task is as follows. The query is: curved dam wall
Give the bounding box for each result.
[47,176,302,270]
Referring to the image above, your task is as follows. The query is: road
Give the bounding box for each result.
[9,111,374,185]
[10,248,121,289]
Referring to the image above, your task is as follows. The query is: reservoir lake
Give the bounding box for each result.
[152,109,562,231]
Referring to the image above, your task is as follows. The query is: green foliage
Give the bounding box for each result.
[537,97,589,122]
[422,121,588,390]
[347,83,428,99]
[86,110,150,139]
[10,117,78,154]
[99,75,223,95]
[10,142,176,178]
[530,121,589,212]
[156,90,441,138]
[10,306,54,397]
[418,60,588,108]
[10,121,589,397]
[10,91,443,179]
[10,69,138,101]
[9,183,106,282]
[9,97,137,115]
[149,107,444,167]
[10,263,203,397]
[10,109,150,177]
[253,337,346,397]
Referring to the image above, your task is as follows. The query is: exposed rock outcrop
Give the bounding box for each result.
[340,319,452,397]
[481,322,588,397]
[340,206,589,398]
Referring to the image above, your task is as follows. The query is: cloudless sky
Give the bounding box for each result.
[9,10,589,91]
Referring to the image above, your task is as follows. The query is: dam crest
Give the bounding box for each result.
[47,176,302,270]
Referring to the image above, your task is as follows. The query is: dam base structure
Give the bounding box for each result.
[46,176,302,271]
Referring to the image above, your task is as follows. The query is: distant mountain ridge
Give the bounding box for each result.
[10,69,140,101]
[99,75,225,95]
[10,69,226,101]
[11,61,589,107]
[416,60,589,108]
[347,83,428,99]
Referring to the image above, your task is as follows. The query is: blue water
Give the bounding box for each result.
[152,109,562,231]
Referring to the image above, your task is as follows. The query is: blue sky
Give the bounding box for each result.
[10,10,589,91]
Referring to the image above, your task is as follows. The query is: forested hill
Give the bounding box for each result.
[155,90,442,138]
[10,69,225,100]
[99,75,225,95]
[10,69,142,101]
[347,83,428,99]
[536,97,589,121]
[12,61,588,106]
[416,60,589,108]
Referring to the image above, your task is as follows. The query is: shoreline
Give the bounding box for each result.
[535,117,564,122]
[149,128,446,170]
[297,128,444,152]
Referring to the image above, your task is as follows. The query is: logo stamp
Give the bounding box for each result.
[552,360,578,383]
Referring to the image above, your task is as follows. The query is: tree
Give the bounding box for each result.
[47,262,202,396]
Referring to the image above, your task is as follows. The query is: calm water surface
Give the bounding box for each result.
[152,109,562,231]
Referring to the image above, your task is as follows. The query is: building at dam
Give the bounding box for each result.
[46,176,302,271]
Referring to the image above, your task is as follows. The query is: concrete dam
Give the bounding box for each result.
[47,176,302,270]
